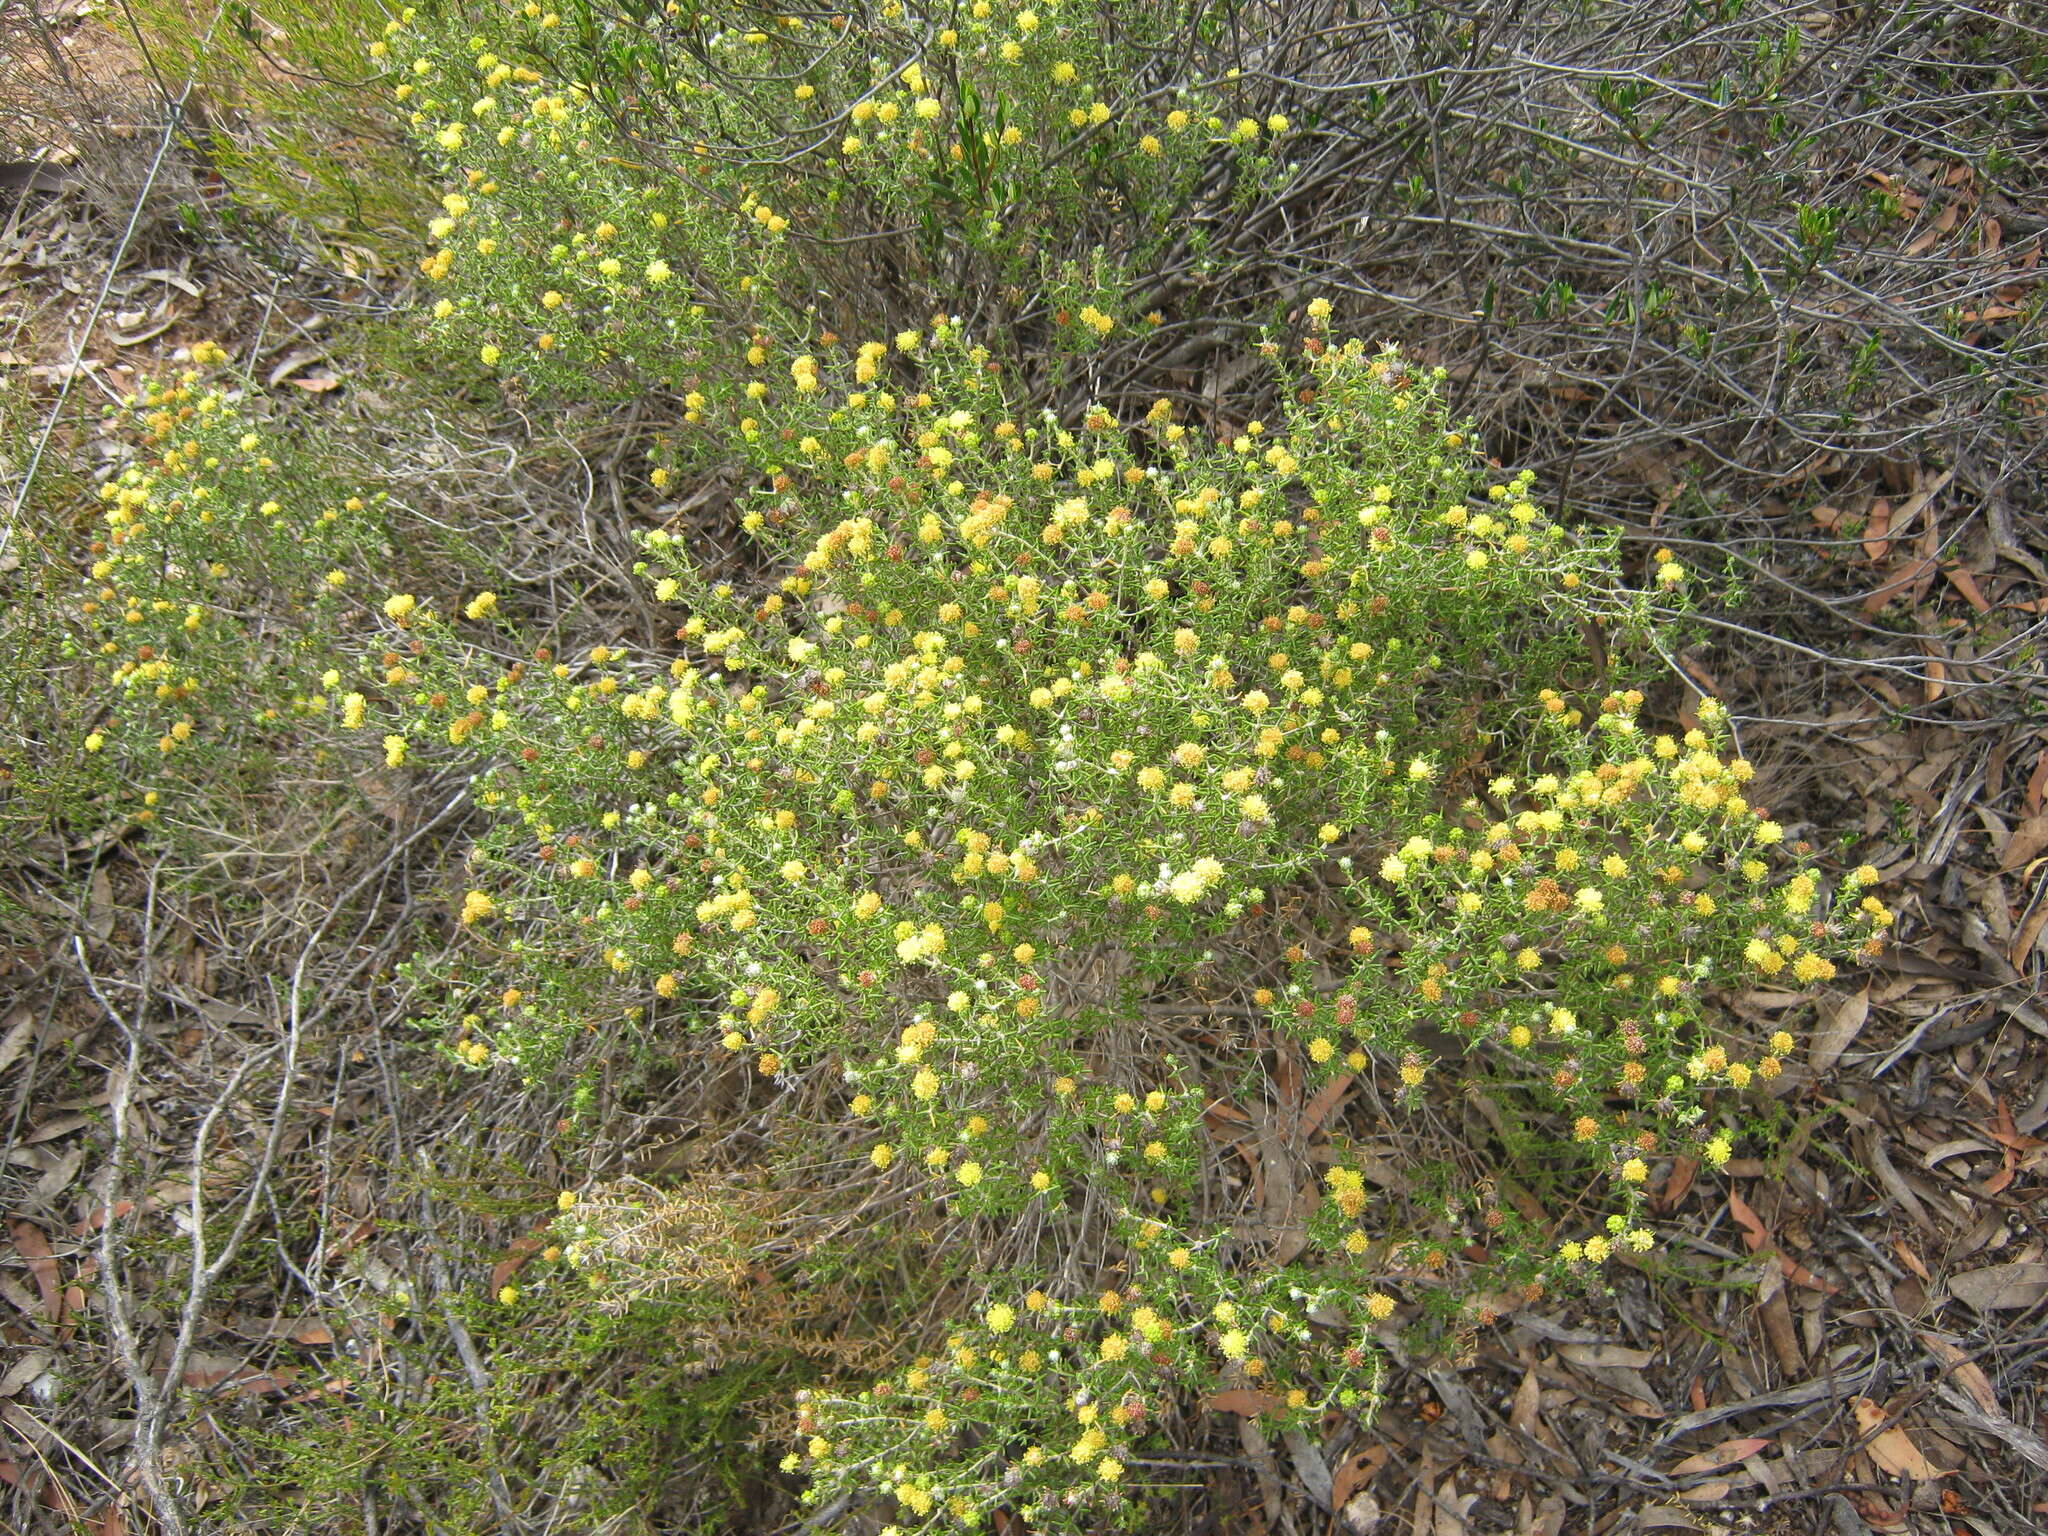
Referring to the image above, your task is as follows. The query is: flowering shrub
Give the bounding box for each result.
[18,1,1955,1526]
[370,0,1283,419]
[788,1227,1387,1527]
[387,324,1635,1072]
[45,310,1893,1529]
[338,324,1888,1529]
[64,356,396,829]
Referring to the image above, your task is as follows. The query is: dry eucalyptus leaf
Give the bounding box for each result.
[1809,985,1871,1074]
[1202,1388,1285,1417]
[1948,1262,2048,1312]
[1671,1437,1771,1476]
[1852,1397,1944,1480]
[1556,1341,1656,1370]
[0,1350,52,1398]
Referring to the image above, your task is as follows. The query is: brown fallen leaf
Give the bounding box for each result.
[1727,1188,1770,1253]
[1654,1155,1698,1214]
[1298,1071,1355,1136]
[1948,1262,2048,1312]
[1942,563,1992,613]
[1556,1341,1656,1370]
[1203,1097,1252,1130]
[1809,985,1871,1074]
[1999,812,2048,872]
[1758,1275,1804,1376]
[0,1349,52,1397]
[2012,902,2048,971]
[8,1223,60,1323]
[1671,1436,1770,1476]
[0,1008,36,1075]
[1862,498,1892,563]
[1330,1444,1388,1512]
[1433,1477,1477,1536]
[73,1202,135,1236]
[1893,1241,1931,1282]
[1726,1189,1836,1291]
[1634,1510,1707,1532]
[489,1231,548,1292]
[1203,1388,1285,1416]
[1509,1368,1542,1437]
[267,348,328,386]
[183,1355,300,1396]
[1917,1333,1998,1416]
[1852,1397,1945,1480]
[267,1317,336,1346]
[1862,556,1938,615]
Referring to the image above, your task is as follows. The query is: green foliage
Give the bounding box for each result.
[1,415,100,837]
[389,327,1635,1073]
[54,364,400,865]
[369,0,1272,415]
[227,1290,805,1532]
[122,0,428,262]
[341,324,1877,1528]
